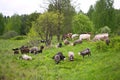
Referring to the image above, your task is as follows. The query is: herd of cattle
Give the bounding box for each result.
[12,33,110,64]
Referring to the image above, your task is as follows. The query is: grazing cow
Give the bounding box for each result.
[93,33,109,41]
[52,52,65,64]
[57,43,62,48]
[72,34,79,40]
[68,51,74,61]
[64,39,70,45]
[73,39,82,46]
[12,48,19,54]
[20,46,30,54]
[78,48,91,58]
[20,54,32,60]
[62,33,72,40]
[79,34,91,41]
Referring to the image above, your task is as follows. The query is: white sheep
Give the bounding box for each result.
[68,51,74,61]
[79,34,91,41]
[21,54,32,60]
[72,34,79,39]
[93,33,109,41]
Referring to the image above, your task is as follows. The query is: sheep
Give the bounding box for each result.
[105,38,110,45]
[54,55,61,64]
[52,52,65,64]
[12,48,19,54]
[20,54,32,60]
[37,45,44,54]
[68,51,74,61]
[56,43,62,48]
[78,48,91,58]
[20,46,30,54]
[30,46,38,54]
[41,40,46,43]
[73,39,82,46]
[62,33,72,40]
[79,34,91,41]
[93,33,109,41]
[30,45,44,54]
[64,39,70,45]
[72,34,79,40]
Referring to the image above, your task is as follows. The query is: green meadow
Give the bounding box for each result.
[0,36,120,80]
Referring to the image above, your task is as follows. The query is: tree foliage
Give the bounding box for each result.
[0,13,5,35]
[88,0,115,32]
[48,0,75,41]
[4,14,22,34]
[100,26,111,33]
[30,11,64,45]
[72,13,94,34]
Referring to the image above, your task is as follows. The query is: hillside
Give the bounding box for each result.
[0,37,120,80]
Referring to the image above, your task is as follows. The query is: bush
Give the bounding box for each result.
[11,36,27,40]
[95,41,109,52]
[100,26,111,33]
[109,36,120,51]
[2,31,18,39]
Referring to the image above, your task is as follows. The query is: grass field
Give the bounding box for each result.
[0,37,120,80]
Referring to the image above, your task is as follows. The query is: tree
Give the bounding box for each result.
[0,13,5,35]
[47,0,76,41]
[4,14,22,34]
[30,11,64,45]
[72,13,94,34]
[114,9,120,34]
[20,12,40,35]
[92,0,115,32]
[87,5,95,20]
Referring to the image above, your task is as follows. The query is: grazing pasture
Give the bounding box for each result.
[0,37,120,80]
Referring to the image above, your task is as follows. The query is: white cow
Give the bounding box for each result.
[93,33,109,41]
[79,34,91,40]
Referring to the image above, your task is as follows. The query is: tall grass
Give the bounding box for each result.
[0,36,120,80]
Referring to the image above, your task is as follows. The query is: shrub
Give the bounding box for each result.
[109,36,120,51]
[2,31,18,39]
[100,26,111,33]
[95,41,109,52]
[11,36,27,40]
